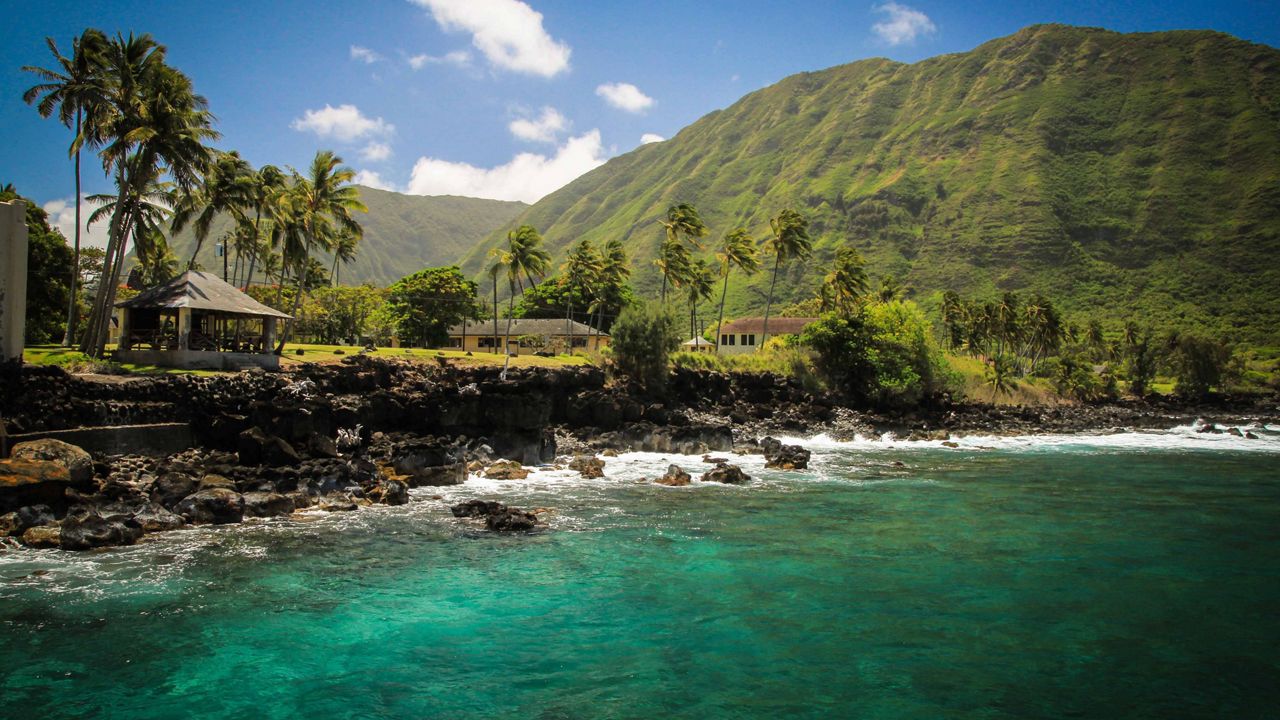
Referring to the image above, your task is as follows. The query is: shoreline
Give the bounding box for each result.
[2,357,1276,552]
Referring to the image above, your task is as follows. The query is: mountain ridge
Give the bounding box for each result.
[460,24,1280,344]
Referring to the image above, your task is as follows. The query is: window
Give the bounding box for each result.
[478,337,496,348]
[722,333,734,346]
[448,338,462,348]
[743,334,756,346]
[572,337,587,348]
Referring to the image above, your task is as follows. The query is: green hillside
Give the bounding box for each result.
[462,25,1280,344]
[166,187,525,287]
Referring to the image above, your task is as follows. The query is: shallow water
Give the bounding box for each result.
[2,423,1279,718]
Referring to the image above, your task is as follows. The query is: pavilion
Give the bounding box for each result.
[114,271,291,370]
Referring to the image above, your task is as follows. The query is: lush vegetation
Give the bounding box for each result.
[608,302,683,392]
[385,267,483,347]
[462,25,1280,348]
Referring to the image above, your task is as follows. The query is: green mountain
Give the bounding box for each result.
[166,187,525,287]
[463,25,1280,344]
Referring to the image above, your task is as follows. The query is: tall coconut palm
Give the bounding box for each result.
[825,246,869,315]
[594,239,630,349]
[684,258,716,342]
[22,28,110,346]
[239,164,286,291]
[329,229,359,285]
[712,227,759,353]
[80,33,219,357]
[485,250,506,354]
[171,149,254,275]
[561,239,602,355]
[761,208,811,345]
[505,225,551,292]
[656,203,708,302]
[274,151,366,352]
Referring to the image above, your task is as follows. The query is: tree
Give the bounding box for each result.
[0,187,73,343]
[1169,334,1230,400]
[1123,326,1159,397]
[79,33,220,357]
[656,203,708,302]
[876,274,905,303]
[714,227,759,353]
[238,164,286,291]
[497,225,551,362]
[385,266,482,347]
[560,239,602,354]
[273,150,367,352]
[761,208,811,345]
[684,258,716,341]
[485,252,505,354]
[22,29,109,346]
[171,149,253,273]
[609,301,682,393]
[329,229,359,286]
[825,246,869,315]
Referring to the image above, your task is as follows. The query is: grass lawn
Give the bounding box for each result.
[23,343,591,376]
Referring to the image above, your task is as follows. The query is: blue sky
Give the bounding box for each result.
[3,0,1277,246]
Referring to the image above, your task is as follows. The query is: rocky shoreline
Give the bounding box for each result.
[2,356,1275,551]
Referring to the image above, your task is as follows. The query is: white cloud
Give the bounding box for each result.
[42,195,111,250]
[406,130,606,203]
[509,106,567,143]
[360,142,393,162]
[350,45,382,64]
[291,104,394,142]
[408,49,471,70]
[871,2,936,46]
[354,170,396,191]
[640,133,665,145]
[410,0,570,78]
[596,82,654,113]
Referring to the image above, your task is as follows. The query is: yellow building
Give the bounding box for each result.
[444,318,609,354]
[716,317,816,355]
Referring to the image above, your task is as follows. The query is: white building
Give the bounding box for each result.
[716,317,816,355]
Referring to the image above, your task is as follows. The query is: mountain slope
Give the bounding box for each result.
[462,25,1280,343]
[167,187,525,287]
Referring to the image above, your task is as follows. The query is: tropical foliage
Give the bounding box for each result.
[608,302,682,392]
[385,267,482,347]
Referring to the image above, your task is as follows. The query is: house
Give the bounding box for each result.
[114,270,292,370]
[444,318,609,354]
[716,317,816,355]
[681,336,715,353]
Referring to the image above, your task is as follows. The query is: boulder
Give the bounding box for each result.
[20,524,62,549]
[0,512,18,537]
[60,514,144,551]
[486,508,540,532]
[0,459,73,511]
[568,455,605,479]
[9,439,93,485]
[131,503,187,533]
[175,488,245,525]
[149,472,199,509]
[238,427,301,467]
[391,441,467,487]
[655,464,691,487]
[700,463,751,485]
[198,474,238,491]
[316,494,358,512]
[306,433,339,459]
[452,499,512,518]
[364,478,409,506]
[761,437,811,470]
[483,460,530,480]
[242,491,295,518]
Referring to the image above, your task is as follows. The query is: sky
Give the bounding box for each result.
[2,0,1278,248]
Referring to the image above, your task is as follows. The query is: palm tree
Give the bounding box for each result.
[80,33,220,357]
[239,164,286,291]
[329,229,359,285]
[825,246,869,315]
[22,29,109,346]
[594,239,630,349]
[761,208,811,345]
[656,203,708,302]
[712,227,758,354]
[171,149,254,275]
[941,291,965,351]
[485,250,506,354]
[684,258,716,341]
[274,150,367,352]
[497,225,550,363]
[561,239,602,355]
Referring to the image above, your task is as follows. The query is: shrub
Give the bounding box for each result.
[609,302,682,392]
[803,301,950,406]
[1169,334,1230,400]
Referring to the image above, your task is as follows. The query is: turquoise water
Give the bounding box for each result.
[2,425,1279,719]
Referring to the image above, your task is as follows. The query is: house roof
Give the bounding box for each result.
[116,270,292,319]
[682,336,715,347]
[719,317,816,335]
[448,318,605,337]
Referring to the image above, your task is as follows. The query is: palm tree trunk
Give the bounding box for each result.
[761,256,781,348]
[275,264,307,354]
[565,299,573,356]
[502,290,516,378]
[660,271,668,304]
[241,208,261,291]
[62,113,82,347]
[715,265,731,355]
[81,169,131,357]
[491,278,499,355]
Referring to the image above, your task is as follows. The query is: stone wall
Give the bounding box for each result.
[0,200,28,361]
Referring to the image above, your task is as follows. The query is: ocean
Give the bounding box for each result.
[2,423,1278,718]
